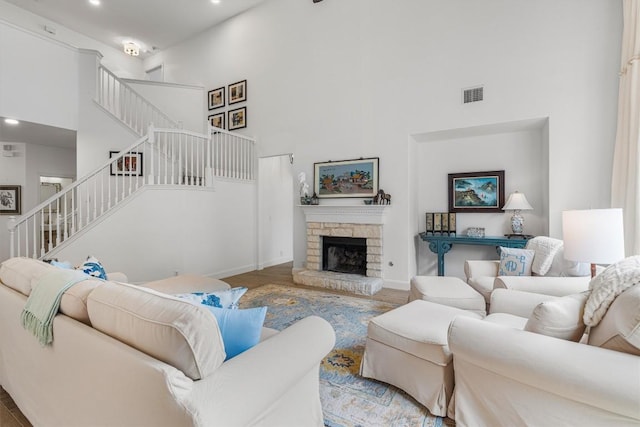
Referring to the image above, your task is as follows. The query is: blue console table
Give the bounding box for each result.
[419,233,531,276]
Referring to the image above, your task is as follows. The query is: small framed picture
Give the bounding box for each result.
[208,113,225,129]
[228,107,247,130]
[208,87,225,110]
[0,185,21,215]
[228,80,247,104]
[109,151,143,176]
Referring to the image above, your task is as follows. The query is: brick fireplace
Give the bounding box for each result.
[293,205,387,295]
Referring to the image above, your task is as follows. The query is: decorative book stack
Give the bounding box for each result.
[425,212,456,236]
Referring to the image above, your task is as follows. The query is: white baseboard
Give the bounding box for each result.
[208,263,257,279]
[258,256,293,270]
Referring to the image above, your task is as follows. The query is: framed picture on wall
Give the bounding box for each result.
[0,185,21,215]
[228,80,247,104]
[208,113,225,129]
[313,157,379,198]
[448,170,505,213]
[208,87,225,110]
[109,151,144,176]
[228,107,247,130]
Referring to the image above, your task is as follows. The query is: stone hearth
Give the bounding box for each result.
[295,205,388,295]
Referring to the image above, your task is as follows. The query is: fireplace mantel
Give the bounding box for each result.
[299,205,388,225]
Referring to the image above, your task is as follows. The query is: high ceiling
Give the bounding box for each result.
[5,0,265,57]
[0,118,76,149]
[2,0,265,149]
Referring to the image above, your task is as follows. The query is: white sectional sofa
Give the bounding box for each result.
[448,286,640,426]
[0,257,335,427]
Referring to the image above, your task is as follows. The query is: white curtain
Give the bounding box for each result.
[611,0,640,256]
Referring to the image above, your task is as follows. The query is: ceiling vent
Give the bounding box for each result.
[463,86,484,104]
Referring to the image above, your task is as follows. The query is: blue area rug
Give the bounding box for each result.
[240,284,449,427]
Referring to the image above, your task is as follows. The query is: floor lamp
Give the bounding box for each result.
[562,208,625,278]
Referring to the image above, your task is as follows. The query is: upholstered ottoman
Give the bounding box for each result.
[360,300,482,417]
[409,276,487,317]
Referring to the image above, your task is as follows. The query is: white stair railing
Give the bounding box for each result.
[8,126,256,259]
[96,65,178,135]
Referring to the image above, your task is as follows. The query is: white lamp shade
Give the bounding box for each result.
[502,191,533,211]
[562,208,625,264]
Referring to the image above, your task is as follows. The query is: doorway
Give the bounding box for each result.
[258,154,294,269]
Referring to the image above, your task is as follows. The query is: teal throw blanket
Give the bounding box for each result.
[21,269,89,345]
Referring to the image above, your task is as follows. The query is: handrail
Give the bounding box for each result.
[96,65,178,135]
[8,126,256,259]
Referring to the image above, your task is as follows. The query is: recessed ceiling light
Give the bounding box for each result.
[4,119,19,125]
[211,0,221,4]
[89,0,100,6]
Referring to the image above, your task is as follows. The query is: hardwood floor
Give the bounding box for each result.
[0,262,409,426]
[223,261,410,305]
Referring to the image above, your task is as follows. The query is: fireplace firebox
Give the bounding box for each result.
[322,236,367,275]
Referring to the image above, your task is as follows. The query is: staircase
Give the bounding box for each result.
[7,66,256,260]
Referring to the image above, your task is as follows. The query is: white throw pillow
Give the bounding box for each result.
[583,256,640,327]
[525,236,563,276]
[498,247,535,276]
[524,292,589,342]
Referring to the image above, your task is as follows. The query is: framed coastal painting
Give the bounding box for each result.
[109,151,144,176]
[314,157,379,198]
[208,87,225,110]
[448,170,505,213]
[208,113,225,129]
[228,80,247,104]
[228,107,246,130]
[0,185,21,215]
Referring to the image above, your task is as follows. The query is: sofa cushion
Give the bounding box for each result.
[175,287,247,309]
[87,281,225,380]
[588,285,640,356]
[526,236,563,276]
[142,274,230,294]
[59,278,104,324]
[205,306,267,360]
[524,292,589,342]
[584,256,640,327]
[0,257,56,296]
[498,247,535,276]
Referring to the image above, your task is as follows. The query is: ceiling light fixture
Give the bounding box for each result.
[4,118,19,125]
[89,0,100,6]
[211,0,221,4]
[123,42,140,56]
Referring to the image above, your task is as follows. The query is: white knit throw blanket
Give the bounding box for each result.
[583,256,640,327]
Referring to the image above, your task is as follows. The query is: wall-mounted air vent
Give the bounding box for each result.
[463,86,484,104]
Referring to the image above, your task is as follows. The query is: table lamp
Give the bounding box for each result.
[502,191,533,235]
[562,208,625,278]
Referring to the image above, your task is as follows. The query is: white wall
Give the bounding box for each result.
[143,0,622,288]
[0,142,75,262]
[0,0,144,79]
[125,80,205,133]
[258,155,293,268]
[54,182,257,282]
[415,121,546,279]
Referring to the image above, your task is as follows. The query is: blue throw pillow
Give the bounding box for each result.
[205,306,267,360]
[175,287,248,309]
[81,256,107,280]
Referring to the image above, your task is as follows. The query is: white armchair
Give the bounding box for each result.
[464,237,593,304]
[447,285,640,426]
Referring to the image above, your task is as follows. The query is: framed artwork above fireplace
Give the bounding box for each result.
[314,157,379,198]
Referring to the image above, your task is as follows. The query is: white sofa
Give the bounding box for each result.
[0,257,335,427]
[448,287,640,426]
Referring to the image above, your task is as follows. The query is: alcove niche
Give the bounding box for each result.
[409,117,550,279]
